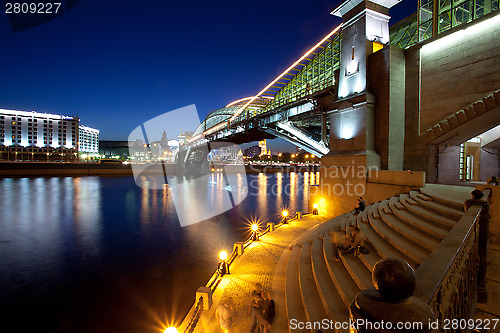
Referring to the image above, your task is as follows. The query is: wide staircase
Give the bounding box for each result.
[276,187,465,333]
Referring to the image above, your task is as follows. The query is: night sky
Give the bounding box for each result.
[0,0,417,150]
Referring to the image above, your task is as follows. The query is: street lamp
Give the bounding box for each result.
[164,328,178,333]
[313,203,319,215]
[251,223,259,241]
[282,210,289,224]
[218,251,229,275]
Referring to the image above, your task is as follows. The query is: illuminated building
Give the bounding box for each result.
[258,140,267,156]
[0,108,98,161]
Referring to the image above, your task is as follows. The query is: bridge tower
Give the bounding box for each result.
[318,0,403,216]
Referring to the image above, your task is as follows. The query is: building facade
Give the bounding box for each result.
[79,125,100,159]
[0,108,98,161]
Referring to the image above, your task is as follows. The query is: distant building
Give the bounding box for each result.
[128,131,178,163]
[178,130,193,146]
[208,145,242,163]
[259,139,267,156]
[244,145,261,158]
[0,108,100,161]
[0,108,80,161]
[79,125,100,158]
[99,141,132,159]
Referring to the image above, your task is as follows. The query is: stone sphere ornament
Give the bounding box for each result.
[372,257,416,302]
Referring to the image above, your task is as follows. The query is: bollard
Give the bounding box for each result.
[267,222,275,232]
[234,242,245,256]
[196,286,213,310]
[296,212,302,220]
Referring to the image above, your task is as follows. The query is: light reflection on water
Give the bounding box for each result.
[0,172,314,333]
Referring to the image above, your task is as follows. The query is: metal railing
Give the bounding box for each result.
[414,189,491,329]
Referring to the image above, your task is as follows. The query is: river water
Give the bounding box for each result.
[0,172,319,333]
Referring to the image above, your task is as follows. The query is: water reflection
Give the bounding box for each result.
[0,173,312,333]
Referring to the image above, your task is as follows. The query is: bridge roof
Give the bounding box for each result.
[192,106,239,137]
[192,96,275,137]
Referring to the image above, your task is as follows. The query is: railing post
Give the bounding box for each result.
[234,242,245,256]
[196,287,212,310]
[465,189,490,303]
[350,258,434,332]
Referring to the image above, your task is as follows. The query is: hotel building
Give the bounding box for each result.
[0,108,99,161]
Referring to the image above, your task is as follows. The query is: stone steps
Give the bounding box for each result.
[298,242,329,329]
[368,213,429,264]
[338,251,373,291]
[390,202,447,240]
[410,191,464,220]
[400,197,456,230]
[280,188,465,331]
[285,245,308,331]
[379,212,439,252]
[357,245,381,272]
[357,215,418,268]
[323,234,360,308]
[420,186,464,211]
[310,237,349,332]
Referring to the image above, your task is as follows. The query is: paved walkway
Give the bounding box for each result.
[190,214,344,333]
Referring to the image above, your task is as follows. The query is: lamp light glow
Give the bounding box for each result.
[219,251,228,261]
[282,210,289,217]
[313,203,318,209]
[164,327,178,333]
[251,224,258,232]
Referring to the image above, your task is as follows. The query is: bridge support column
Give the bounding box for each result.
[313,0,401,217]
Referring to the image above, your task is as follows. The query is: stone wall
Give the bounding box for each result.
[480,147,500,182]
[419,13,500,133]
[404,11,500,182]
[368,46,405,171]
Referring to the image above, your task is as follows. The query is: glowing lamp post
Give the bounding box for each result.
[164,327,178,333]
[251,223,259,241]
[282,210,289,224]
[313,203,319,215]
[218,250,229,275]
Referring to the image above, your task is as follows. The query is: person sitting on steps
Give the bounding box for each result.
[337,225,368,255]
[353,197,366,215]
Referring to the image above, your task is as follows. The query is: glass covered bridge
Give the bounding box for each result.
[188,1,499,157]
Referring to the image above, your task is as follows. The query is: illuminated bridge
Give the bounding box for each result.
[181,0,500,189]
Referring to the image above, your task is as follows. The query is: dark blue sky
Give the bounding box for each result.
[0,0,417,150]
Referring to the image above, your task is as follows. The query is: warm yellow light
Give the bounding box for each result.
[164,328,178,333]
[313,203,318,209]
[305,155,309,158]
[282,210,289,217]
[229,24,343,122]
[251,224,258,232]
[219,251,228,261]
[311,154,315,158]
[278,153,282,157]
[291,154,295,158]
